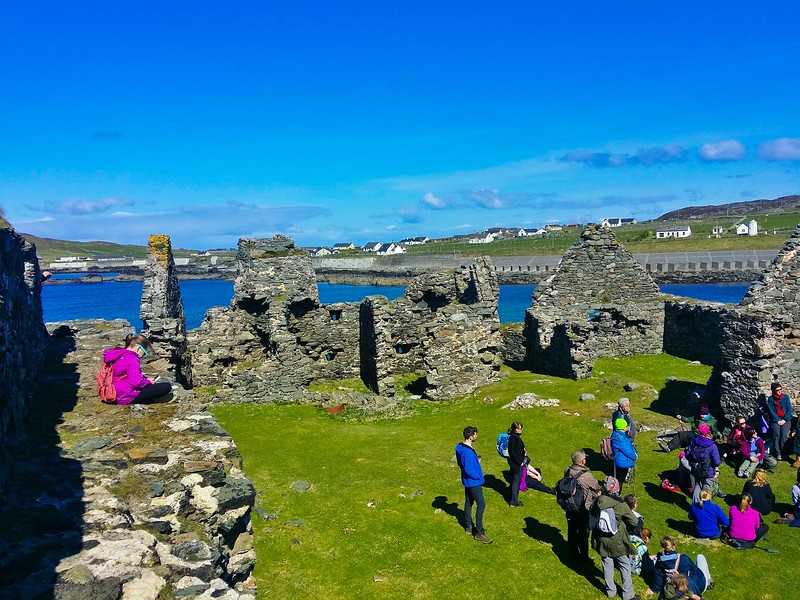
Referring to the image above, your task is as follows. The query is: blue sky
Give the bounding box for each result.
[2,2,799,250]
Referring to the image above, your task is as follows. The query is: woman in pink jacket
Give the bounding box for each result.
[102,334,172,404]
[728,492,769,549]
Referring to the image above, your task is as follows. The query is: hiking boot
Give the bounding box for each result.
[465,527,473,536]
[474,533,493,544]
[658,441,671,453]
[792,457,800,468]
[509,501,523,507]
[716,490,727,499]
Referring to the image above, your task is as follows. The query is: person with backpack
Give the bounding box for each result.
[506,421,526,507]
[455,426,492,544]
[612,397,636,442]
[766,381,793,461]
[646,535,712,598]
[612,418,638,489]
[591,476,641,600]
[100,333,173,405]
[685,423,722,503]
[557,449,601,564]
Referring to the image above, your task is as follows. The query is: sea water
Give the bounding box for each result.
[41,279,750,329]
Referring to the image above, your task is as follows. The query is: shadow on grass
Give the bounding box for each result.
[644,379,705,419]
[483,474,509,502]
[432,495,463,528]
[583,447,613,478]
[665,517,697,537]
[522,516,606,593]
[643,481,691,512]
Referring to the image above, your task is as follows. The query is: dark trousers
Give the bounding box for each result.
[464,485,486,534]
[769,421,791,458]
[615,466,630,489]
[733,523,769,548]
[508,461,522,504]
[134,382,172,403]
[566,511,591,560]
[660,429,693,451]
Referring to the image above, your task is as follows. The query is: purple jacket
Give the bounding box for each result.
[739,436,766,461]
[103,347,152,405]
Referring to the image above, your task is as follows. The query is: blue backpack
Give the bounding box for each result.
[496,432,510,457]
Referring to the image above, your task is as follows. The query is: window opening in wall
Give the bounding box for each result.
[326,351,335,361]
[329,309,343,321]
[395,343,416,355]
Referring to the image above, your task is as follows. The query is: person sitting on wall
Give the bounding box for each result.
[657,405,718,453]
[101,333,173,404]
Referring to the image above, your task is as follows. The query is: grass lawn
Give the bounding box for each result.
[213,355,797,600]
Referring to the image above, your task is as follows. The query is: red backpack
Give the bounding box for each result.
[95,360,125,403]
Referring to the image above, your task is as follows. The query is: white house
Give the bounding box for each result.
[516,228,545,237]
[748,220,758,236]
[469,233,494,244]
[362,241,382,252]
[735,223,750,236]
[656,226,692,239]
[376,243,405,255]
[399,236,429,245]
[602,218,622,228]
[310,247,332,257]
[712,226,725,236]
[332,242,355,253]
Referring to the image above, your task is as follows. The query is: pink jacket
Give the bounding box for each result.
[728,505,761,541]
[102,347,152,405]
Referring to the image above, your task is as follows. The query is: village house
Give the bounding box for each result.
[399,236,429,245]
[362,241,382,252]
[376,242,405,255]
[656,225,692,239]
[516,228,546,237]
[602,217,637,228]
[332,242,355,253]
[469,233,495,244]
[711,226,725,237]
[736,220,758,236]
[309,247,332,257]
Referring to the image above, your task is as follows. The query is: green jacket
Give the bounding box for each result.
[590,494,637,558]
[691,414,718,437]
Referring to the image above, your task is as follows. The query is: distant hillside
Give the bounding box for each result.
[656,195,800,221]
[19,234,197,264]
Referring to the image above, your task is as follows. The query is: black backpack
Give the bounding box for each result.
[555,468,587,514]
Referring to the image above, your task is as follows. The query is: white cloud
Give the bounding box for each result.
[420,192,447,209]
[757,138,800,161]
[465,189,503,209]
[698,140,746,161]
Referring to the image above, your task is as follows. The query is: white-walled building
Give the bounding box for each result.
[656,226,692,239]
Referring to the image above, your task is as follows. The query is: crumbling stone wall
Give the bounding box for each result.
[663,300,728,366]
[524,227,663,378]
[140,234,191,387]
[714,225,800,419]
[0,226,48,492]
[190,236,502,402]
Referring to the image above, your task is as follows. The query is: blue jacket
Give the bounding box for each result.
[688,499,729,537]
[767,393,793,422]
[611,429,637,469]
[455,442,484,488]
[650,552,706,596]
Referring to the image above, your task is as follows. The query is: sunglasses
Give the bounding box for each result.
[135,343,149,357]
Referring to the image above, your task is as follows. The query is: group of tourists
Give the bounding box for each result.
[455,384,800,599]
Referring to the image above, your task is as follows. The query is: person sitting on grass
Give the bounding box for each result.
[736,427,767,478]
[624,493,644,535]
[657,405,718,453]
[524,464,556,495]
[659,572,701,600]
[723,414,748,462]
[742,468,775,516]
[687,487,729,539]
[629,527,654,578]
[727,492,769,549]
[646,535,712,598]
[774,469,800,527]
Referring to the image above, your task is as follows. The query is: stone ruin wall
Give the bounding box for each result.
[662,300,728,366]
[524,227,664,379]
[713,225,800,420]
[140,234,192,387]
[0,226,48,492]
[189,236,501,402]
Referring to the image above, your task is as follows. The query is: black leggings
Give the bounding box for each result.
[134,382,172,404]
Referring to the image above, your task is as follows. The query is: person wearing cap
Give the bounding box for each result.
[591,475,641,600]
[612,397,636,442]
[766,381,793,461]
[657,405,717,453]
[686,423,723,503]
[611,418,638,490]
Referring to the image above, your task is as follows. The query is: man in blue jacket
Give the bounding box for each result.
[611,418,638,490]
[455,426,492,544]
